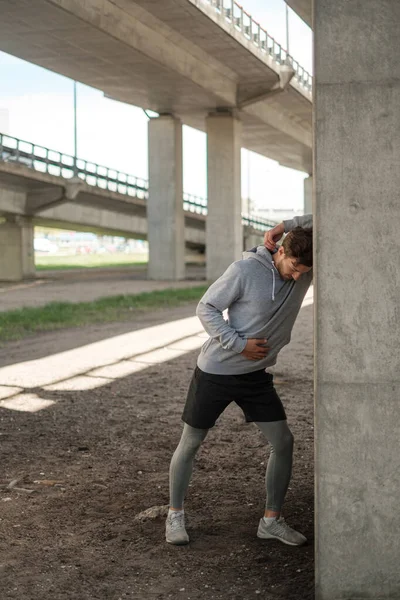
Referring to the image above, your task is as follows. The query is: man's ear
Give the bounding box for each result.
[278,246,285,257]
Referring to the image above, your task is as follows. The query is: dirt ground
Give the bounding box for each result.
[0,302,314,600]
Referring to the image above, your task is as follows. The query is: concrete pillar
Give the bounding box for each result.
[315,1,400,598]
[206,112,242,281]
[304,175,312,214]
[243,229,263,251]
[0,217,35,281]
[148,115,184,280]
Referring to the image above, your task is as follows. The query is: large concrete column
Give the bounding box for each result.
[206,112,242,281]
[315,1,400,598]
[148,115,184,280]
[304,175,312,214]
[0,217,35,281]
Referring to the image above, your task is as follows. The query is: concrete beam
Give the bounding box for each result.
[0,168,205,248]
[315,0,400,597]
[33,200,204,248]
[26,179,84,214]
[0,161,148,217]
[243,94,312,151]
[47,0,237,107]
[36,202,148,239]
[0,186,26,216]
[238,64,296,108]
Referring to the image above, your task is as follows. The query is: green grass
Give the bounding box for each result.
[35,253,148,271]
[0,286,208,343]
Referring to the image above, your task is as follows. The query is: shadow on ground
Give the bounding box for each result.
[0,304,198,367]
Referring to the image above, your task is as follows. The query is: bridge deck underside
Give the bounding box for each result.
[0,0,311,171]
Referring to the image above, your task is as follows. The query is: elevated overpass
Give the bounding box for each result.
[0,0,312,279]
[0,132,271,281]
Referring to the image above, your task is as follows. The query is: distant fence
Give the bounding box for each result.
[0,132,275,232]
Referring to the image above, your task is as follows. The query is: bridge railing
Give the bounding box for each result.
[183,192,208,216]
[0,132,275,231]
[242,214,276,232]
[0,133,149,199]
[204,0,312,92]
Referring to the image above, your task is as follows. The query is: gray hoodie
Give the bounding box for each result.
[196,214,313,375]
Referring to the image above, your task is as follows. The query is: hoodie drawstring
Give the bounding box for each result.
[271,268,276,301]
[243,246,278,301]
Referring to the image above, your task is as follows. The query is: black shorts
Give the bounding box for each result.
[182,366,286,430]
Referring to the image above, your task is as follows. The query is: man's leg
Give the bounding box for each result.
[166,423,208,545]
[167,366,232,544]
[169,423,209,509]
[256,420,294,517]
[255,420,306,546]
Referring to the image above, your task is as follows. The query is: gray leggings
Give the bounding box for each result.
[169,421,294,512]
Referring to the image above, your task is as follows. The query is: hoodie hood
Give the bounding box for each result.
[243,245,279,301]
[243,244,276,268]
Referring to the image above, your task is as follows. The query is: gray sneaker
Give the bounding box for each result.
[257,517,307,546]
[165,511,189,545]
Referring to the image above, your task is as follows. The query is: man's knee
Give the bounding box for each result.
[274,429,294,455]
[180,424,208,453]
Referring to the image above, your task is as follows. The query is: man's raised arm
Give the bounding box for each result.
[264,214,313,250]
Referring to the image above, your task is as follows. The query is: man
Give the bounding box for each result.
[166,214,313,547]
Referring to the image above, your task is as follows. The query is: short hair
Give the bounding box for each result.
[282,226,313,267]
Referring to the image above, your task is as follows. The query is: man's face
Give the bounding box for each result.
[274,247,312,281]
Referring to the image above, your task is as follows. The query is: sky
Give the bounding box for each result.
[0,0,312,213]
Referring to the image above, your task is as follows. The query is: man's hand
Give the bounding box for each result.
[241,338,270,361]
[264,222,285,251]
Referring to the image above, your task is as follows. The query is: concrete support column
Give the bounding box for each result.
[148,115,184,280]
[206,112,242,281]
[0,216,35,281]
[315,1,400,598]
[243,229,263,251]
[304,175,312,214]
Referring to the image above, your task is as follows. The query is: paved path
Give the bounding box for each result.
[0,266,206,311]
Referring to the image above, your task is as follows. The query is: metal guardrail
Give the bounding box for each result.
[242,214,276,232]
[0,133,149,200]
[203,0,312,92]
[0,132,275,231]
[183,192,208,216]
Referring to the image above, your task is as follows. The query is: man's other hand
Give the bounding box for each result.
[241,338,270,361]
[264,222,285,251]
